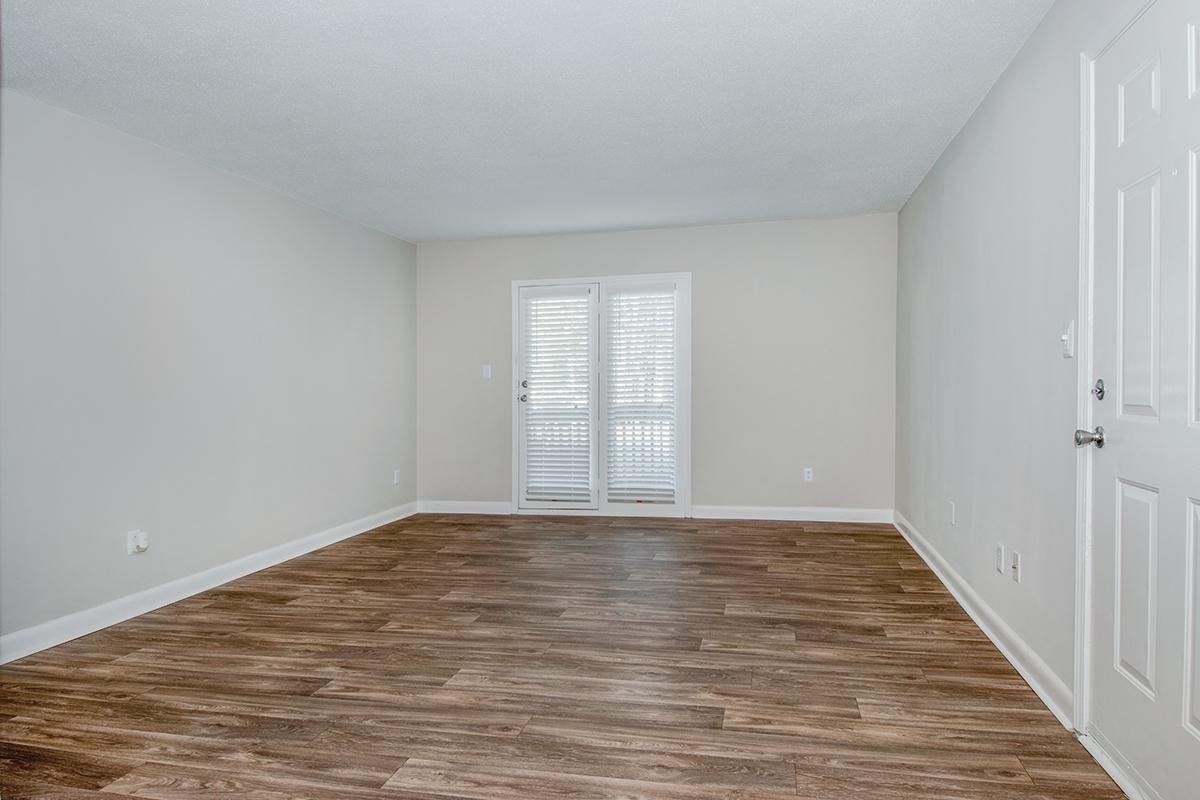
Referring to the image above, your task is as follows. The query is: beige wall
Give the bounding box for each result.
[0,90,418,636]
[417,215,898,512]
[896,0,1145,699]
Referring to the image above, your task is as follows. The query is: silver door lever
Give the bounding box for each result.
[1075,427,1105,448]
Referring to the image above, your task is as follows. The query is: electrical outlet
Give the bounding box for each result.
[995,544,1005,574]
[803,467,814,483]
[1010,551,1021,583]
[393,468,401,486]
[948,501,956,526]
[127,529,148,555]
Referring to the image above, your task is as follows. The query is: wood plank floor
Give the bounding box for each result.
[0,514,1122,799]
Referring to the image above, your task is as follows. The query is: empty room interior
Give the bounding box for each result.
[2,0,1199,798]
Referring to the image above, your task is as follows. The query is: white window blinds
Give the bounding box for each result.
[519,285,596,504]
[605,283,677,503]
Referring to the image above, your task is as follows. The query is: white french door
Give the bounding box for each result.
[513,274,691,516]
[516,283,600,510]
[1080,1,1200,797]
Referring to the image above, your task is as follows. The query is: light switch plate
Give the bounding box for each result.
[1060,321,1075,358]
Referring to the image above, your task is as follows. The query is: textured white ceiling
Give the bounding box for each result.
[1,1,1054,241]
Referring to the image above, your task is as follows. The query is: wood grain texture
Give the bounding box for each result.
[0,514,1123,799]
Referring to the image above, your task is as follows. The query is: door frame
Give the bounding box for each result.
[510,272,692,518]
[1072,0,1162,773]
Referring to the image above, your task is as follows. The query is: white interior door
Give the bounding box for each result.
[516,283,599,509]
[1086,1,1200,796]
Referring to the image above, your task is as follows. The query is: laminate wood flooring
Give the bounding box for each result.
[0,514,1123,799]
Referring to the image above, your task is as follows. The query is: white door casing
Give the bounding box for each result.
[1081,1,1200,797]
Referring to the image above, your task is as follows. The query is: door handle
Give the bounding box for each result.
[1075,426,1105,448]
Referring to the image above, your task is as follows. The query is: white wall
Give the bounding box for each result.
[896,0,1145,707]
[417,215,897,514]
[0,90,417,637]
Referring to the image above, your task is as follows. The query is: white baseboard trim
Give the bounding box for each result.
[414,501,893,523]
[1077,725,1163,800]
[0,501,418,664]
[892,510,1074,729]
[417,500,514,515]
[692,505,895,524]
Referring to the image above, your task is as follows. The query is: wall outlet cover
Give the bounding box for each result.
[127,529,148,555]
